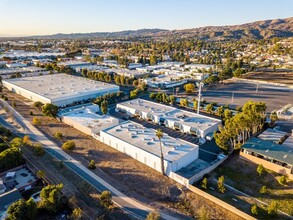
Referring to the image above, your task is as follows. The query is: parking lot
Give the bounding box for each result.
[109,107,221,163]
[197,79,293,112]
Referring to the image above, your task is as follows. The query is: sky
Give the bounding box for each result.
[0,0,292,37]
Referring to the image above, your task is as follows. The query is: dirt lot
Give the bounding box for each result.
[207,156,293,219]
[243,71,293,85]
[2,88,243,220]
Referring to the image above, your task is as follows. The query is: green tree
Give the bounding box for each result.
[101,100,108,115]
[184,83,195,94]
[201,177,208,190]
[34,101,44,110]
[180,98,188,107]
[149,92,157,100]
[149,55,157,65]
[10,137,24,148]
[223,109,232,121]
[193,100,198,110]
[257,164,264,176]
[0,148,24,171]
[217,175,225,193]
[259,185,268,194]
[22,135,31,145]
[156,129,165,175]
[71,208,83,220]
[130,89,138,99]
[62,141,76,151]
[278,176,287,185]
[146,210,160,220]
[42,103,58,117]
[100,190,113,209]
[216,106,224,117]
[206,104,213,114]
[270,112,278,126]
[7,198,37,220]
[88,159,96,169]
[39,184,64,213]
[169,95,176,105]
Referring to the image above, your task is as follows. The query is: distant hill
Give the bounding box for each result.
[28,17,293,41]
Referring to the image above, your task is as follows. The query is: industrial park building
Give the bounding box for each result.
[3,73,119,107]
[116,99,221,138]
[100,121,199,175]
[59,104,119,136]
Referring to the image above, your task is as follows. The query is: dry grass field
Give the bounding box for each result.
[243,71,293,85]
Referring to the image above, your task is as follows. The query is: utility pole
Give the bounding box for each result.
[196,82,204,114]
[256,83,259,93]
[231,91,234,103]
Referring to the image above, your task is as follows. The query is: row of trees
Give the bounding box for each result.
[149,92,176,105]
[214,101,267,152]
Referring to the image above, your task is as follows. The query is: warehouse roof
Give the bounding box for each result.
[163,109,221,130]
[118,99,176,116]
[242,137,293,165]
[3,73,119,102]
[257,128,287,144]
[102,121,198,162]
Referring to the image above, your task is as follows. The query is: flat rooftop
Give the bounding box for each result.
[118,99,176,117]
[257,128,287,143]
[282,136,293,148]
[163,109,221,130]
[3,73,119,101]
[242,137,293,165]
[60,104,118,134]
[102,121,198,162]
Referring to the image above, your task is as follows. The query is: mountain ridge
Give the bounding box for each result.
[9,17,293,40]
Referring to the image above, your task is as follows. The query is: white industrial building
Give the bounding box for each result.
[59,104,119,136]
[3,73,119,107]
[100,121,199,175]
[116,99,221,138]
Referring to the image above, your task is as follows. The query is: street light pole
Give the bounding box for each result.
[196,82,204,114]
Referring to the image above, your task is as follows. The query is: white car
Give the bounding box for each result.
[31,191,41,203]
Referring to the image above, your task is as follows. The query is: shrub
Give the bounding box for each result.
[54,132,63,140]
[29,111,34,116]
[88,160,96,170]
[10,137,23,148]
[42,103,58,117]
[100,191,113,209]
[32,117,41,126]
[251,204,258,215]
[146,210,160,220]
[62,141,76,151]
[278,176,287,185]
[201,177,208,190]
[217,175,225,194]
[257,164,265,176]
[0,143,9,153]
[259,185,268,194]
[0,148,24,171]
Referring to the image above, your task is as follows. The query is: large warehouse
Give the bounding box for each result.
[3,73,119,106]
[100,121,199,175]
[116,99,221,138]
[59,104,119,136]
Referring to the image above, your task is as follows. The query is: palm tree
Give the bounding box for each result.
[156,129,165,175]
